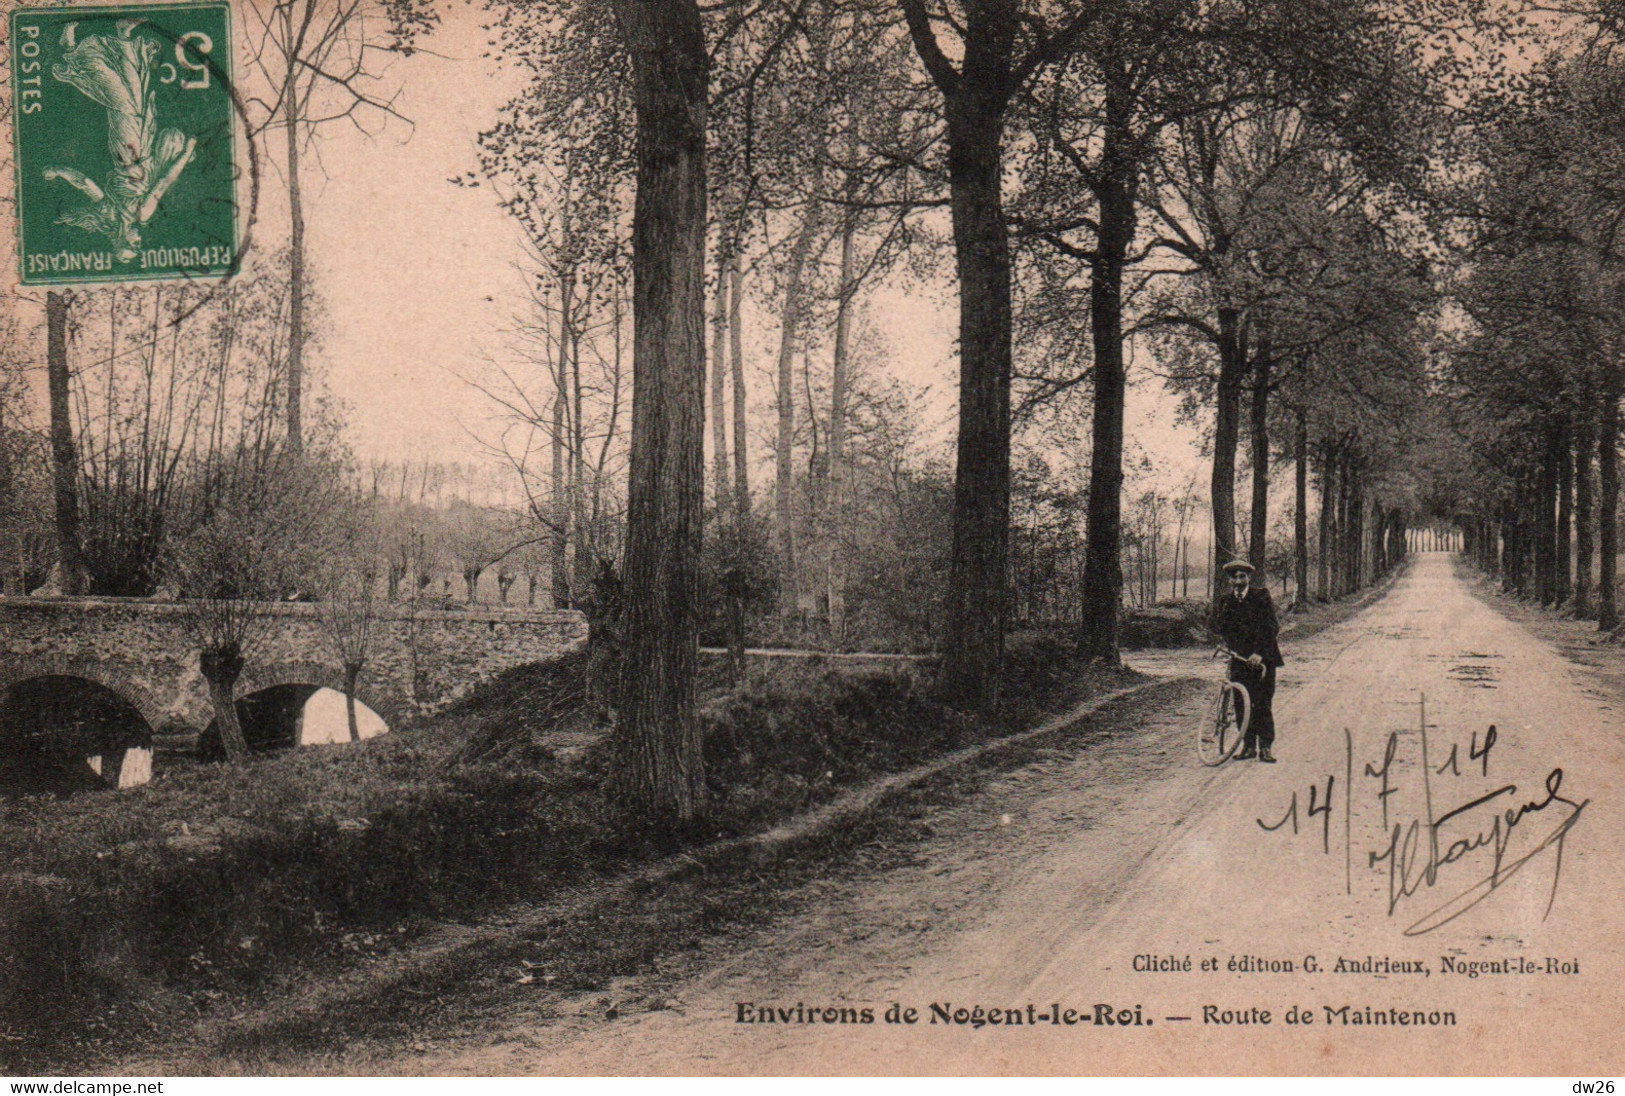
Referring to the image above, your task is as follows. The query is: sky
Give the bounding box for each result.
[3,0,1209,499]
[296,7,532,464]
[250,4,1208,494]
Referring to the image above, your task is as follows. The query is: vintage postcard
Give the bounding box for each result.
[1,0,1622,1079]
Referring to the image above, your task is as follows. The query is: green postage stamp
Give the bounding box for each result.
[11,2,236,285]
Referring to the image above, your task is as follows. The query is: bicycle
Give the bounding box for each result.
[1195,646,1252,767]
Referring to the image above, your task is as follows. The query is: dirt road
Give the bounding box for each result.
[419,553,1625,1075]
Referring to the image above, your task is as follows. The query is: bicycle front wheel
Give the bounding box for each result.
[1196,681,1251,766]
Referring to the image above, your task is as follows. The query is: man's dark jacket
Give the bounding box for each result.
[1207,586,1284,668]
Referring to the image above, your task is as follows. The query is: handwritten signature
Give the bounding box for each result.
[1257,699,1589,936]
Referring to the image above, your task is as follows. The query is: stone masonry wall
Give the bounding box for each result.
[0,597,588,733]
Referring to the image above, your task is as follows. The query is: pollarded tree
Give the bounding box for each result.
[439,497,511,604]
[316,497,385,742]
[47,257,315,598]
[167,447,348,760]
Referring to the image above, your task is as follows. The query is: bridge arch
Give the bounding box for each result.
[197,663,405,758]
[0,660,158,792]
[235,661,413,737]
[0,656,166,734]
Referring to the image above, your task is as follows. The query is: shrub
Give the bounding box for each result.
[701,662,971,834]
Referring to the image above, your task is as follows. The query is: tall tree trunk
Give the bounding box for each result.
[284,58,305,457]
[711,252,731,509]
[1576,407,1595,617]
[1294,408,1308,608]
[1248,330,1271,574]
[1537,424,1559,605]
[730,252,750,525]
[1338,456,1354,595]
[1348,474,1365,592]
[1211,307,1245,595]
[1340,475,1353,594]
[773,198,823,615]
[1599,357,1620,630]
[46,292,87,595]
[901,0,1018,707]
[1557,417,1573,605]
[1525,484,1539,591]
[1316,445,1334,600]
[1499,507,1512,586]
[939,108,1014,697]
[570,293,587,582]
[938,73,1014,703]
[1371,501,1385,576]
[551,391,569,608]
[826,203,857,639]
[727,251,749,679]
[610,0,709,828]
[1504,504,1523,592]
[1341,463,1351,593]
[1077,96,1137,664]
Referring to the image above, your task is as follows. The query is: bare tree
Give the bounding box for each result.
[245,0,435,454]
[317,503,383,742]
[771,195,826,614]
[167,449,344,760]
[1170,474,1203,601]
[45,292,88,594]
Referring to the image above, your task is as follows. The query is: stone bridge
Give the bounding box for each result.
[0,596,588,768]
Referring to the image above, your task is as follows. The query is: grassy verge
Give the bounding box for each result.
[1274,561,1408,643]
[1452,554,1625,676]
[0,634,1138,1072]
[151,678,1193,1075]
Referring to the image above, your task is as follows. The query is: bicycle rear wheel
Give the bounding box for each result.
[1195,681,1251,766]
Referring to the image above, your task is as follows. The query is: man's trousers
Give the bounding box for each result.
[1229,661,1277,748]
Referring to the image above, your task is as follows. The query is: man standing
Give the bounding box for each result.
[1207,559,1284,762]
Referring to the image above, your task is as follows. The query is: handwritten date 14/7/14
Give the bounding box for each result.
[1256,700,1589,937]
